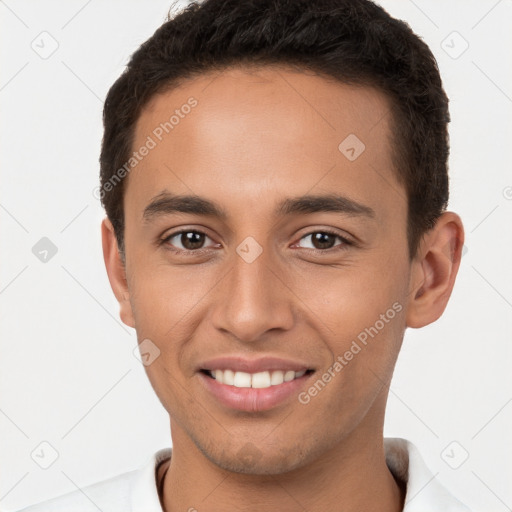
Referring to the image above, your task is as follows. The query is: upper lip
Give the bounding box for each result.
[198,356,314,374]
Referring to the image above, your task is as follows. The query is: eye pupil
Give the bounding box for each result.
[312,232,336,250]
[182,231,204,250]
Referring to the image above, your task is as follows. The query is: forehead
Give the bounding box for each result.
[126,65,403,224]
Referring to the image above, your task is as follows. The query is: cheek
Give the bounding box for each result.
[128,268,193,413]
[128,261,213,333]
[289,257,407,339]
[127,262,222,403]
[292,262,408,414]
[127,267,191,394]
[299,290,406,430]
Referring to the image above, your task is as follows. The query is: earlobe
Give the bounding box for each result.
[101,218,135,328]
[406,212,464,328]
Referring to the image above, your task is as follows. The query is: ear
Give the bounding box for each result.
[101,218,135,328]
[406,212,464,328]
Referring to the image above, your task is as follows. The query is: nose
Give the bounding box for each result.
[210,243,295,343]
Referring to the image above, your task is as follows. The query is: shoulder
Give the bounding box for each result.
[15,468,140,512]
[16,448,172,512]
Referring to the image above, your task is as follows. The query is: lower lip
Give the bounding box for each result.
[198,371,313,412]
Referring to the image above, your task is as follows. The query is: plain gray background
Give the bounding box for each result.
[1,1,511,511]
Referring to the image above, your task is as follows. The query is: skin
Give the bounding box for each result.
[102,65,464,512]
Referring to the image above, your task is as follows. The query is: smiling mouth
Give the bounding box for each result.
[201,369,315,389]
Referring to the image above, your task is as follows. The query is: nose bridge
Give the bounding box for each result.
[211,237,294,341]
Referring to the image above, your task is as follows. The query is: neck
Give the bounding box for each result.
[160,419,405,512]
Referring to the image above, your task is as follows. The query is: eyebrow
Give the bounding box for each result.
[142,191,375,222]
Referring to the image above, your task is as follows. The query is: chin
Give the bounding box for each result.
[199,439,311,476]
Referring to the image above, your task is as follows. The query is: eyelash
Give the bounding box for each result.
[160,228,353,255]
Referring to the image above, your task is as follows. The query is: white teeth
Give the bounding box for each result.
[270,371,284,385]
[251,371,271,388]
[233,371,252,388]
[208,369,308,388]
[223,369,234,385]
[284,370,295,382]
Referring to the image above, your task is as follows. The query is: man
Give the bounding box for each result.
[19,0,470,510]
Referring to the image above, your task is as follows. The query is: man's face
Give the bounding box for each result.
[121,66,411,474]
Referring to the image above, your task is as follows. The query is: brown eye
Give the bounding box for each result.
[180,231,205,250]
[164,230,213,251]
[297,231,350,251]
[312,232,337,250]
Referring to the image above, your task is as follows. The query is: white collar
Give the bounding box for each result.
[384,438,470,511]
[130,438,470,511]
[130,446,172,511]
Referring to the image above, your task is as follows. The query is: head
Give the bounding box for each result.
[101,0,464,475]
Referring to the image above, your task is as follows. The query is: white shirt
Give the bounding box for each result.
[17,438,471,511]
